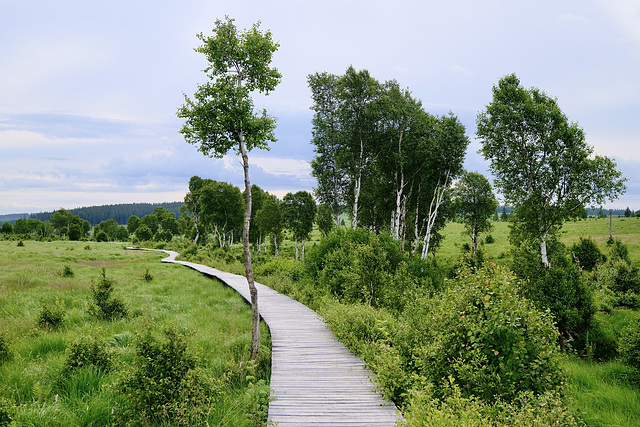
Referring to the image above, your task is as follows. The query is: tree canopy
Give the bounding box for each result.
[476,73,626,267]
[177,17,281,361]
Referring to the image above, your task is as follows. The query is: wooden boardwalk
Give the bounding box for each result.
[139,249,403,426]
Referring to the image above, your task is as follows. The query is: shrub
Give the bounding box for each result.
[571,237,605,271]
[142,268,153,282]
[609,238,630,263]
[404,382,583,427]
[0,396,15,427]
[485,234,495,244]
[512,243,595,340]
[619,320,640,371]
[61,336,112,376]
[95,230,108,242]
[88,268,128,321]
[0,335,12,364]
[61,265,74,277]
[16,241,24,247]
[305,229,426,311]
[115,327,215,426]
[37,300,66,330]
[402,264,563,402]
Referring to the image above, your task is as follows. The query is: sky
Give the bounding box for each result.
[1,0,640,214]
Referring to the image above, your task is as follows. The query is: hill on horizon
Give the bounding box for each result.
[0,202,184,226]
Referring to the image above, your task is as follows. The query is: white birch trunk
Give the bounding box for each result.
[420,172,450,260]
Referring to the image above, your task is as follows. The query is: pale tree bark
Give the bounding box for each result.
[421,172,450,260]
[351,138,364,229]
[273,234,279,258]
[391,131,405,240]
[540,237,550,268]
[239,132,260,361]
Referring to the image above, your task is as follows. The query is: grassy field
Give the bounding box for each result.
[0,240,270,426]
[437,217,640,265]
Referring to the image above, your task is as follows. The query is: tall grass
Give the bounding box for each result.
[0,240,271,426]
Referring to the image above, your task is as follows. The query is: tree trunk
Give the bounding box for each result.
[421,173,450,260]
[351,138,364,229]
[193,214,200,245]
[540,236,550,268]
[239,134,260,362]
[295,238,299,261]
[274,234,279,258]
[302,238,305,262]
[471,218,478,255]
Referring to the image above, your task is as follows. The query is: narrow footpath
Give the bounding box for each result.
[137,249,403,426]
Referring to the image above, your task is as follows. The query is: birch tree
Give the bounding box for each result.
[177,17,281,360]
[477,74,626,267]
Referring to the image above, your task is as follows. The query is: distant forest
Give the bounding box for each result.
[27,202,184,226]
[0,204,634,226]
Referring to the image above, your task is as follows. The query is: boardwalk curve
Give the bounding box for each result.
[134,249,403,426]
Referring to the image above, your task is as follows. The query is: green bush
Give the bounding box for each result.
[61,265,74,277]
[619,320,640,371]
[485,234,495,244]
[61,336,112,376]
[571,237,605,271]
[115,327,216,426]
[0,396,15,427]
[0,335,12,364]
[404,381,584,427]
[88,268,128,321]
[142,268,153,282]
[95,230,108,242]
[305,229,432,311]
[402,264,563,402]
[37,300,66,330]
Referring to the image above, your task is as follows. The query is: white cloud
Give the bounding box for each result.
[251,157,312,180]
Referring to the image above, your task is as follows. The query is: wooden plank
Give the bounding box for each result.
[137,249,404,426]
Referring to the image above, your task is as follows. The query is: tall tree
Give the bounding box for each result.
[255,195,283,258]
[418,113,469,259]
[454,171,498,255]
[477,74,626,267]
[308,72,346,227]
[177,17,281,360]
[282,191,317,261]
[199,181,244,248]
[338,67,380,229]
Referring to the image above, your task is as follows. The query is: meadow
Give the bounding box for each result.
[2,215,640,425]
[0,240,270,426]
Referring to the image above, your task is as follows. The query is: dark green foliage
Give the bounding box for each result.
[116,327,215,426]
[401,264,563,403]
[512,241,595,339]
[305,228,433,311]
[95,230,108,242]
[619,320,640,371]
[485,234,494,244]
[571,237,605,271]
[0,396,15,427]
[0,335,12,364]
[37,300,66,330]
[134,224,153,241]
[574,318,619,361]
[88,268,128,321]
[142,268,153,282]
[62,265,74,277]
[611,262,640,295]
[16,240,24,247]
[404,384,584,427]
[61,336,112,376]
[610,239,631,263]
